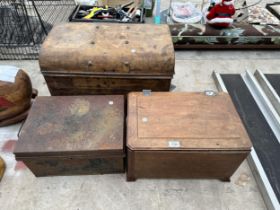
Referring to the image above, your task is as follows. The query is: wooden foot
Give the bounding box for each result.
[220,177,230,182]
[126,175,136,182]
[126,148,136,182]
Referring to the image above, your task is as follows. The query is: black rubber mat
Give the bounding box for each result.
[265,74,280,96]
[221,74,280,203]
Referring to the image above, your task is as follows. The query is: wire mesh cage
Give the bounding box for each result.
[0,0,76,60]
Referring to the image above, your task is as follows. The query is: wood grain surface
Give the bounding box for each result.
[20,156,124,177]
[43,76,172,95]
[126,92,252,181]
[127,92,252,150]
[127,149,248,181]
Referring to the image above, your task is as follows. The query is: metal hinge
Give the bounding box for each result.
[142,89,151,96]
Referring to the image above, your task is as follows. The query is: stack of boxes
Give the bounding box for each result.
[14,23,251,181]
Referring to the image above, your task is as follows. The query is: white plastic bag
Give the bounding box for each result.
[171,2,202,23]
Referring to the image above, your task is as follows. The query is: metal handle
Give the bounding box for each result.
[142,89,151,96]
[32,88,38,99]
[17,119,26,138]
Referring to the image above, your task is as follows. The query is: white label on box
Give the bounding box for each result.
[168,140,181,148]
[0,66,19,83]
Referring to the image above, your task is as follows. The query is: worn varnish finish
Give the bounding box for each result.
[126,92,252,181]
[14,95,125,176]
[39,23,175,95]
[0,69,32,125]
[43,76,172,96]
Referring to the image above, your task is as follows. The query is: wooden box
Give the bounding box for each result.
[39,23,175,95]
[14,95,125,176]
[126,92,252,181]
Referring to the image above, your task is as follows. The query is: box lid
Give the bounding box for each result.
[14,96,124,157]
[127,92,252,151]
[39,23,174,77]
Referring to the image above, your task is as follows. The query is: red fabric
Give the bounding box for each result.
[206,1,235,27]
[1,140,17,152]
[0,97,13,109]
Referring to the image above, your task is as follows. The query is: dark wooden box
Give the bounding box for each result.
[39,23,175,95]
[14,95,125,177]
[126,92,252,181]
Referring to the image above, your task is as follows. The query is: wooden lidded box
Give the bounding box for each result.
[14,95,125,176]
[39,23,175,95]
[126,91,252,181]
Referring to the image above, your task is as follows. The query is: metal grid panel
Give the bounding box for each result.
[0,0,76,60]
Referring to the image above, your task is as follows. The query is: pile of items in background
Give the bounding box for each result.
[69,0,145,22]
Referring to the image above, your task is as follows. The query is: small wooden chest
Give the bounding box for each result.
[39,23,175,95]
[126,92,252,181]
[14,95,125,176]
